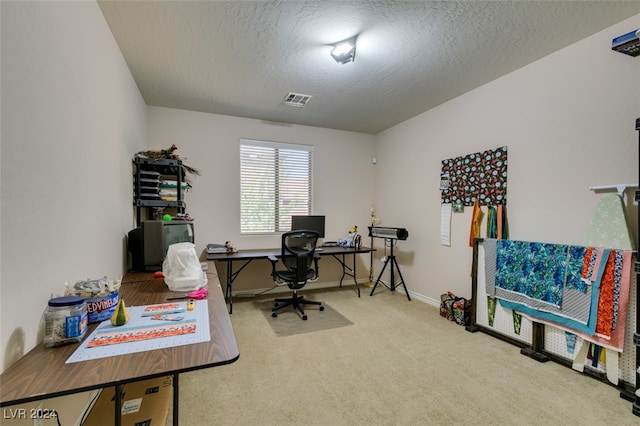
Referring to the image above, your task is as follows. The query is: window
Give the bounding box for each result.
[240,139,313,234]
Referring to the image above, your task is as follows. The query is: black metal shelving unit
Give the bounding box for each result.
[133,157,185,226]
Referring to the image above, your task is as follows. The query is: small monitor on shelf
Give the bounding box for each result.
[291,215,325,239]
[128,220,195,271]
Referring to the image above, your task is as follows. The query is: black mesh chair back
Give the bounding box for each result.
[269,230,323,320]
[279,230,319,288]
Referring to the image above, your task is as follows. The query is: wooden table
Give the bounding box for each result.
[0,272,239,425]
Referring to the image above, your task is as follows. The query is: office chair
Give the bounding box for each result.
[268,230,324,320]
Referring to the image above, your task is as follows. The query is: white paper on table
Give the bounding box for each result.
[440,203,452,246]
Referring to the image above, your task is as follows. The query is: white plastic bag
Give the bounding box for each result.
[162,242,207,292]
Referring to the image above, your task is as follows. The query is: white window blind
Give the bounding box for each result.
[240,139,313,234]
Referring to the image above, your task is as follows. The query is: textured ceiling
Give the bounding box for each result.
[98,1,639,134]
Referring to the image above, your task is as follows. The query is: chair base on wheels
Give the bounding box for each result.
[271,292,324,321]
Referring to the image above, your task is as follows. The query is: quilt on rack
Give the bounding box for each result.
[485,239,595,325]
[494,240,587,307]
[484,238,632,352]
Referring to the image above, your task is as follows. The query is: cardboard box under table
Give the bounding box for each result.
[83,376,172,426]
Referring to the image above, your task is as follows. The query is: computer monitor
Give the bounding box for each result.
[128,220,195,271]
[291,215,325,239]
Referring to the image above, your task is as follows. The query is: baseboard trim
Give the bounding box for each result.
[371,279,440,308]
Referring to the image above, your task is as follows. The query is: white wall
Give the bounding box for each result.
[0,2,147,371]
[146,107,376,289]
[374,15,640,305]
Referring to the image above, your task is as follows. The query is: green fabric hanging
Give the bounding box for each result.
[501,204,509,240]
[487,206,497,238]
[487,296,497,327]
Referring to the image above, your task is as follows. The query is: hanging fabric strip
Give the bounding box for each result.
[469,199,483,247]
[497,204,503,239]
[573,339,589,372]
[605,349,619,385]
[591,344,600,367]
[595,250,624,339]
[483,239,497,297]
[611,251,623,332]
[581,247,595,280]
[487,296,497,327]
[565,332,577,354]
[486,206,497,238]
[512,310,522,335]
[501,204,509,239]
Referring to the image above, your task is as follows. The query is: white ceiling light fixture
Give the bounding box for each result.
[330,37,357,64]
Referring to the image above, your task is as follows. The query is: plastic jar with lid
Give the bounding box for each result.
[44,296,88,347]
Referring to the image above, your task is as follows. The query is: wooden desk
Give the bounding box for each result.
[0,272,239,426]
[207,246,374,314]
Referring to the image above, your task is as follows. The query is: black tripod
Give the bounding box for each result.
[369,238,411,301]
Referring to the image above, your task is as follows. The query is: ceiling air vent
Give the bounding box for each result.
[282,92,312,107]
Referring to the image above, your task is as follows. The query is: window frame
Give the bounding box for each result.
[239,138,314,235]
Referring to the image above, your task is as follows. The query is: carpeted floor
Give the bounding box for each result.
[166,285,638,425]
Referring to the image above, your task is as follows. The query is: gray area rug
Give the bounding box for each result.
[257,299,353,337]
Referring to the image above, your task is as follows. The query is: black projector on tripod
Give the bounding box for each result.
[368,226,410,300]
[368,226,408,240]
